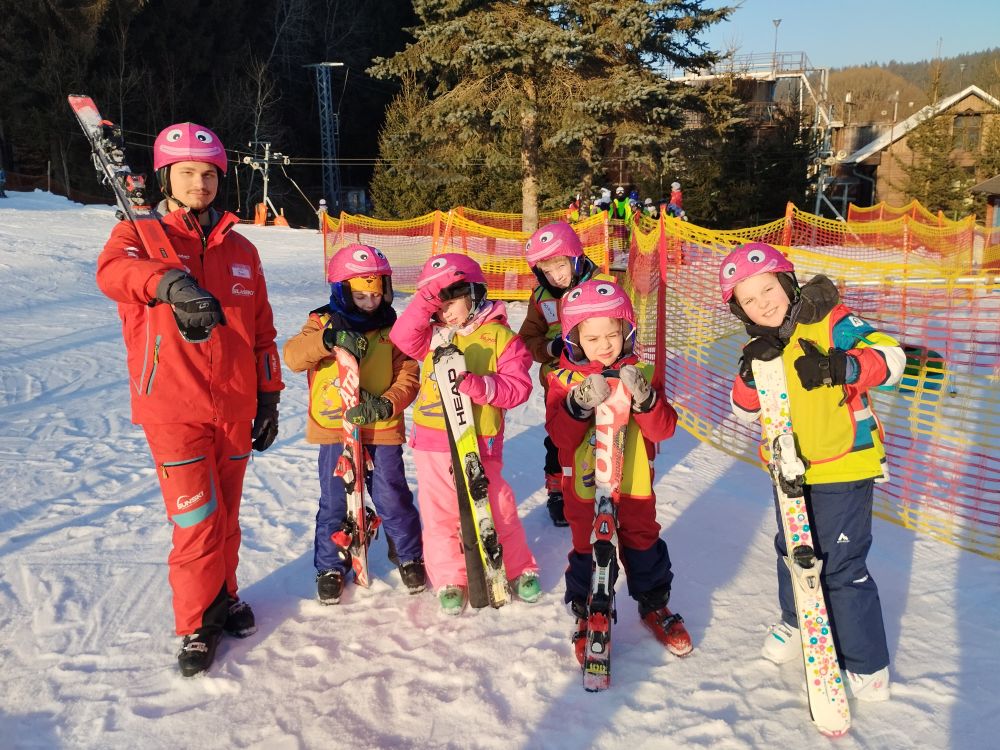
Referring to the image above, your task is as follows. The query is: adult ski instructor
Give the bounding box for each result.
[95,122,284,677]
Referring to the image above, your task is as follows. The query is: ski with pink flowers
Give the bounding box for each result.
[751,355,851,737]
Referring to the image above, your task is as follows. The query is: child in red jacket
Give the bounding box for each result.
[545,280,693,663]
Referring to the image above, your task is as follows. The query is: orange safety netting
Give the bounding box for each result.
[846,199,963,226]
[629,212,999,561]
[714,204,980,271]
[324,209,611,299]
[321,205,1000,560]
[453,206,567,232]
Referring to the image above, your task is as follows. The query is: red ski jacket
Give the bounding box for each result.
[96,208,283,425]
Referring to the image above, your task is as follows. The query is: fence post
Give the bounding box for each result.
[431,210,442,256]
[320,206,329,277]
[439,209,456,255]
[653,211,669,392]
[781,201,794,246]
[602,211,611,274]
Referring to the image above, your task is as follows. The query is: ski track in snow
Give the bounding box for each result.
[0,190,998,749]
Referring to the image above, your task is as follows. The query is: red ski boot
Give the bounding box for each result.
[641,606,693,657]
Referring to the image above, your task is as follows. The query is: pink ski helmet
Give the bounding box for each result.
[328,243,393,307]
[327,244,392,282]
[153,122,228,174]
[416,253,486,293]
[718,242,795,303]
[417,253,488,320]
[524,221,584,268]
[559,280,637,363]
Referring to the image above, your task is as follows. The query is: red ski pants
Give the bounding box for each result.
[143,421,251,635]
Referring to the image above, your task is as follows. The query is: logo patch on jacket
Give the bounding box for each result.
[231,263,252,279]
[232,283,254,297]
[176,491,205,511]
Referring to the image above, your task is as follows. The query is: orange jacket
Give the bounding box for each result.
[282,308,419,445]
[96,208,283,425]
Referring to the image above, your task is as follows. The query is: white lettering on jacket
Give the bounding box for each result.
[176,490,205,511]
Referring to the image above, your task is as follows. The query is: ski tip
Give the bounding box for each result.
[817,724,850,739]
[582,674,611,692]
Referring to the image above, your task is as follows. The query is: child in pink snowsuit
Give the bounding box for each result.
[390,253,540,615]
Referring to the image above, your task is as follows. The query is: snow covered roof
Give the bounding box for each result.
[843,85,1000,165]
[970,174,1000,195]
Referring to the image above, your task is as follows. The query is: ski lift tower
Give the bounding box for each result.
[307,62,345,214]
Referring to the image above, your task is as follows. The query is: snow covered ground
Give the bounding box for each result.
[1,190,997,749]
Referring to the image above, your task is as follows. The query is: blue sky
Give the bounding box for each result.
[700,0,1000,69]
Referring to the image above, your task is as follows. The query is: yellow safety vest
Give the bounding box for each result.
[411,322,513,437]
[308,316,403,434]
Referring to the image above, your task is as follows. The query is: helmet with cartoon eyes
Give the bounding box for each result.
[415,253,486,292]
[153,122,228,174]
[718,242,795,303]
[559,280,637,362]
[524,221,584,267]
[327,244,392,282]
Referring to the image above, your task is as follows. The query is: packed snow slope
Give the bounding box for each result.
[0,190,997,750]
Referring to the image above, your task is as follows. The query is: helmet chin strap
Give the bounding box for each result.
[159,166,215,224]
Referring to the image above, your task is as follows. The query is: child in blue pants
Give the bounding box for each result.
[284,244,424,603]
[721,242,905,701]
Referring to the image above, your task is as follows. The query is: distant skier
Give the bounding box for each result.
[667,181,686,221]
[95,122,284,677]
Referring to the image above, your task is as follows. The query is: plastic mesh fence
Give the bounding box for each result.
[320,203,999,559]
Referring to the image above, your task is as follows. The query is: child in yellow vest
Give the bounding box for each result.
[518,220,612,527]
[545,280,693,662]
[721,242,905,702]
[283,244,423,604]
[390,253,540,615]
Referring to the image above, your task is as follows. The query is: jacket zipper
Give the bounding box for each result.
[160,455,205,479]
[145,335,162,395]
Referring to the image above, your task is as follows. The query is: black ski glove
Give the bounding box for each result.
[738,334,785,386]
[155,269,224,332]
[546,336,565,360]
[322,327,368,360]
[794,339,851,390]
[344,395,393,426]
[251,395,279,451]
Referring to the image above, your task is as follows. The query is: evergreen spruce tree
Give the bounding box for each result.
[370,1,730,228]
[973,119,1000,216]
[896,112,969,217]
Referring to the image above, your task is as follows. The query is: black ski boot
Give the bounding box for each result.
[317,569,344,605]
[178,628,221,677]
[386,534,401,567]
[547,491,568,527]
[398,560,427,594]
[223,597,257,638]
